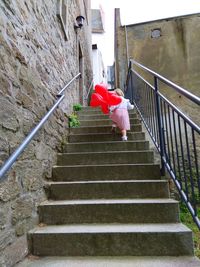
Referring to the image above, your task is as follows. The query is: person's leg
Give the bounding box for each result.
[121,129,127,141]
[111,123,117,133]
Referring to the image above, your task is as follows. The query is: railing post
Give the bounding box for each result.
[125,61,132,101]
[154,76,165,176]
[129,61,134,104]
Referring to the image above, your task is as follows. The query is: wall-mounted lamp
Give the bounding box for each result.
[74,16,85,29]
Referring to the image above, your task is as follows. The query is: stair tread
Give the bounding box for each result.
[58,150,153,155]
[72,124,140,128]
[79,118,138,121]
[69,132,142,136]
[54,163,159,167]
[30,223,191,234]
[15,256,200,267]
[48,180,168,185]
[66,140,148,146]
[40,199,178,206]
[28,108,195,258]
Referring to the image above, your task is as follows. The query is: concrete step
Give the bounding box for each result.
[52,163,161,181]
[63,140,150,153]
[68,132,145,143]
[79,118,140,126]
[47,180,170,200]
[78,113,137,120]
[69,124,142,134]
[47,180,169,200]
[15,255,200,267]
[28,223,193,256]
[57,151,154,165]
[38,199,179,224]
[77,109,104,115]
[78,108,136,114]
[81,106,101,111]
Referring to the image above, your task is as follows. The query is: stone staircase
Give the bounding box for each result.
[17,107,200,266]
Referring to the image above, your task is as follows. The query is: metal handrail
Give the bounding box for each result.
[58,73,81,95]
[0,73,81,181]
[131,68,200,133]
[126,59,200,229]
[85,79,94,100]
[130,59,200,105]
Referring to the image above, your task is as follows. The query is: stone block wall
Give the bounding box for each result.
[0,0,92,266]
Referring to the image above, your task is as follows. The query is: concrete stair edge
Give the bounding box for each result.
[46,179,170,200]
[28,223,194,256]
[15,256,200,267]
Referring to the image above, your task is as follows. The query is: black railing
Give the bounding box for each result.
[0,73,81,181]
[125,59,200,229]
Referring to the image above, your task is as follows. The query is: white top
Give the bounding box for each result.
[110,97,134,112]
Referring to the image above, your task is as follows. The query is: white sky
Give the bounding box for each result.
[91,0,200,66]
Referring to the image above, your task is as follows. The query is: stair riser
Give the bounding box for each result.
[52,164,161,181]
[57,151,154,165]
[27,107,196,260]
[78,110,105,115]
[70,124,142,134]
[78,114,137,120]
[68,133,145,143]
[29,232,193,256]
[63,141,149,153]
[48,181,170,200]
[78,109,136,114]
[79,118,140,126]
[39,203,179,224]
[80,107,101,112]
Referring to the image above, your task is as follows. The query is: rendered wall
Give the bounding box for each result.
[115,9,200,123]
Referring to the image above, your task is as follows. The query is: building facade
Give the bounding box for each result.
[107,64,115,89]
[0,0,92,265]
[92,44,106,84]
[92,7,106,85]
[114,9,200,123]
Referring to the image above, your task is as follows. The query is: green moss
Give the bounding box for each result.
[180,202,200,258]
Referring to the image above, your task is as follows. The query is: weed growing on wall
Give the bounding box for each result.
[68,104,82,127]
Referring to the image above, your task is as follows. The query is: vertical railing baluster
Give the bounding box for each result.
[163,102,171,167]
[154,77,165,175]
[178,116,189,198]
[145,83,148,122]
[184,122,197,214]
[130,64,134,104]
[172,110,182,188]
[160,99,167,166]
[152,90,156,144]
[146,84,150,126]
[168,106,176,174]
[153,92,158,145]
[149,89,154,138]
[192,129,200,202]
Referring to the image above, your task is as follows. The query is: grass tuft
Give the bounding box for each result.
[180,202,200,258]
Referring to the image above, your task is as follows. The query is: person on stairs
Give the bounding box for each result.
[109,88,134,141]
